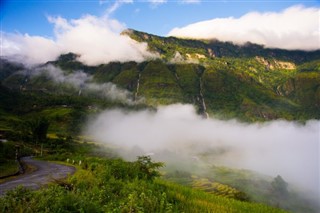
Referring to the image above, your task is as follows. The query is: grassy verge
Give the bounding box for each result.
[0,160,19,179]
[0,159,38,184]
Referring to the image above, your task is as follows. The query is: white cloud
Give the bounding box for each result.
[168,5,320,50]
[87,104,320,200]
[181,0,201,4]
[148,0,167,8]
[99,0,107,5]
[105,0,133,15]
[0,32,61,65]
[1,15,156,66]
[32,64,137,103]
[134,8,140,13]
[148,0,167,4]
[33,64,92,87]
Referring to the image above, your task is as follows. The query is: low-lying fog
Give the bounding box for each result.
[86,104,319,202]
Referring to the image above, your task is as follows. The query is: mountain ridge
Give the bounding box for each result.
[123,29,320,63]
[1,29,319,121]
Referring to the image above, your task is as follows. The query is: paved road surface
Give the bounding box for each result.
[0,157,75,195]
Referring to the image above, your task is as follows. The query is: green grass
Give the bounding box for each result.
[191,177,249,201]
[158,179,287,213]
[0,160,19,178]
[0,134,292,213]
[164,164,320,213]
[0,155,288,213]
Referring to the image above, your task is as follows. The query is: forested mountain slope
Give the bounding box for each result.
[1,30,319,121]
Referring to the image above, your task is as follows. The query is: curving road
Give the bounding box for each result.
[0,157,75,195]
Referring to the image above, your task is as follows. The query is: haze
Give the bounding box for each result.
[87,104,320,201]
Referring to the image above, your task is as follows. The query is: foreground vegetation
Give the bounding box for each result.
[164,165,318,213]
[0,119,289,212]
[0,149,287,213]
[2,130,318,212]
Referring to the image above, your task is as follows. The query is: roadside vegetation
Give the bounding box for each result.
[0,149,288,213]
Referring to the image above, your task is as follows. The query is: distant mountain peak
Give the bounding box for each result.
[122,29,320,65]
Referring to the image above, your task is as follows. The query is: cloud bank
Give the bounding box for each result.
[31,64,136,104]
[87,104,320,199]
[168,5,320,50]
[1,15,156,66]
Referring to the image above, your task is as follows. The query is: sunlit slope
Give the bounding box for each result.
[138,60,185,105]
[112,60,318,121]
[159,179,288,213]
[1,28,319,121]
[125,30,320,120]
[123,29,320,63]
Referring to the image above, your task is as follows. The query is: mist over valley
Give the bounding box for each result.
[0,2,319,212]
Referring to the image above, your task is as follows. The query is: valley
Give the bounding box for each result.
[0,29,319,212]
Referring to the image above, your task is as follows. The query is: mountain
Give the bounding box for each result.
[1,30,319,213]
[1,29,319,122]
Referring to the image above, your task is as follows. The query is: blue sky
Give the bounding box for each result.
[1,0,319,37]
[1,1,319,65]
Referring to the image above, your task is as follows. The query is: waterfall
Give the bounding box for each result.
[134,73,141,102]
[199,77,209,119]
[276,85,283,96]
[174,72,180,81]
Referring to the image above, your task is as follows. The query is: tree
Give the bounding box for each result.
[25,117,50,144]
[271,175,289,197]
[135,155,164,181]
[68,107,87,134]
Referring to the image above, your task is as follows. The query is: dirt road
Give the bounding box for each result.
[0,157,75,195]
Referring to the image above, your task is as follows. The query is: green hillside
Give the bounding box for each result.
[0,154,288,213]
[123,29,320,63]
[123,29,319,120]
[3,29,319,121]
[0,30,319,212]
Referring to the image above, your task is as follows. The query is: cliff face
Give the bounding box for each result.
[281,72,320,109]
